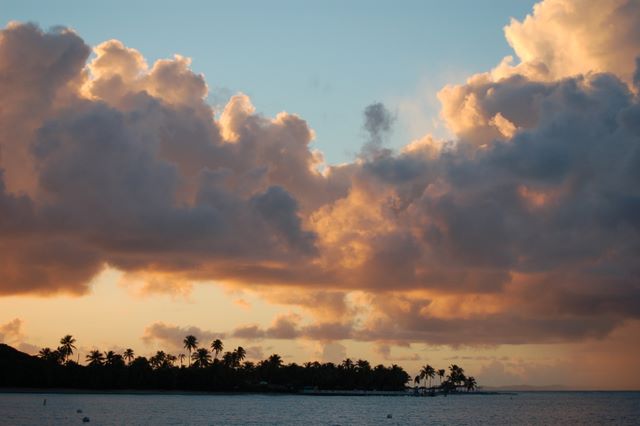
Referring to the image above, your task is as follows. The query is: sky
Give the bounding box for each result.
[1,0,536,163]
[1,0,639,389]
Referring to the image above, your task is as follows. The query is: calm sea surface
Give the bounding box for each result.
[0,391,638,425]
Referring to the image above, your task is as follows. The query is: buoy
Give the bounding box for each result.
[77,409,83,413]
[82,417,90,423]
[387,414,392,419]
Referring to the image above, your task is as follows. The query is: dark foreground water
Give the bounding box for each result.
[0,391,638,425]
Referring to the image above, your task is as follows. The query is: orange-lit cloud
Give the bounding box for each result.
[0,318,23,344]
[1,0,640,355]
[0,318,39,354]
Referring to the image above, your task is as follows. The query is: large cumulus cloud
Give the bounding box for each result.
[0,22,339,295]
[1,0,640,347]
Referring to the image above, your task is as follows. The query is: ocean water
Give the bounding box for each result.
[0,391,638,425]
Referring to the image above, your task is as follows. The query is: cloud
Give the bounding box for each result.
[501,0,640,84]
[231,313,351,341]
[233,298,251,310]
[0,318,38,354]
[0,22,331,296]
[321,342,346,363]
[0,318,24,344]
[1,0,640,350]
[142,322,226,351]
[361,102,395,157]
[248,288,354,321]
[373,344,420,362]
[244,345,264,360]
[17,342,40,355]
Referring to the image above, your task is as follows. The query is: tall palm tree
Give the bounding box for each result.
[235,346,246,366]
[123,348,135,365]
[211,339,223,360]
[183,335,198,367]
[86,350,105,366]
[192,348,211,368]
[166,354,177,367]
[448,364,466,390]
[420,364,436,389]
[428,365,436,388]
[437,369,445,387]
[178,353,186,368]
[222,351,235,367]
[465,376,477,392]
[267,353,282,368]
[59,335,76,363]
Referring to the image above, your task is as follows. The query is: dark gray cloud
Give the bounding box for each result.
[361,102,395,158]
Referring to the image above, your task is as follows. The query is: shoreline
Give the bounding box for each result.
[0,387,517,397]
[2,387,637,396]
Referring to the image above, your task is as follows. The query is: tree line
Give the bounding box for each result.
[1,334,477,393]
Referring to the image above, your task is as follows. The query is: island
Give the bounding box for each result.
[0,335,478,395]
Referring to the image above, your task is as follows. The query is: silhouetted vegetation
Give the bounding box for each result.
[0,335,480,394]
[0,335,418,393]
[413,363,478,395]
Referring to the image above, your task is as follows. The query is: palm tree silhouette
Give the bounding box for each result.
[448,364,466,391]
[420,365,435,389]
[437,369,445,387]
[39,348,53,358]
[105,351,124,367]
[86,350,105,366]
[150,351,171,369]
[235,346,246,366]
[166,353,177,367]
[38,347,62,364]
[465,376,477,392]
[192,348,212,368]
[178,353,186,368]
[123,349,135,365]
[222,351,235,367]
[211,339,223,360]
[267,353,282,368]
[59,335,76,364]
[183,335,198,367]
[355,359,371,372]
[341,358,355,370]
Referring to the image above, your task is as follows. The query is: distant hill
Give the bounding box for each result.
[0,343,35,362]
[0,343,52,388]
[482,384,571,391]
